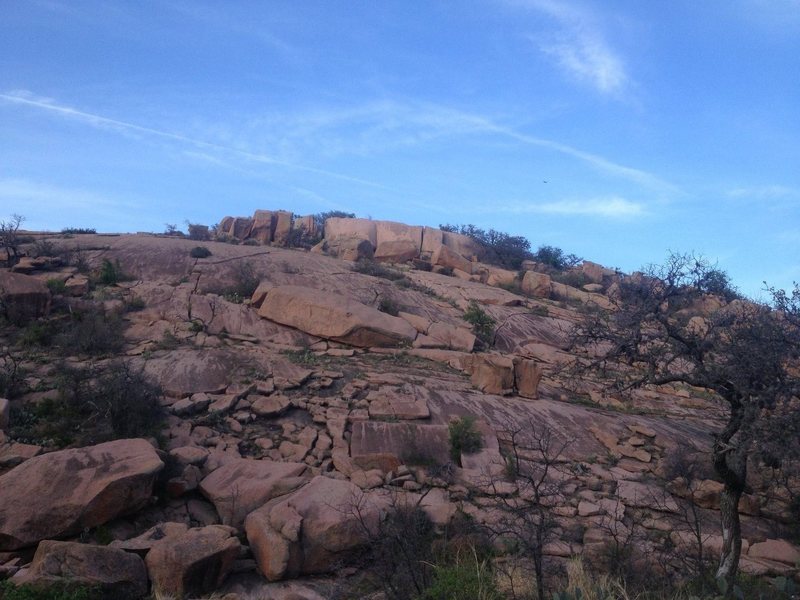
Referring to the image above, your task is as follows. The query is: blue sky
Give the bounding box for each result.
[1,0,798,297]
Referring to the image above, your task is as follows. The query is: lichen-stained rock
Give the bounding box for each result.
[350,421,451,468]
[199,459,309,528]
[145,525,241,599]
[250,209,275,243]
[0,439,164,550]
[0,271,51,323]
[245,476,389,580]
[257,285,417,348]
[326,237,375,261]
[110,522,190,555]
[374,240,419,263]
[13,540,148,598]
[470,353,515,395]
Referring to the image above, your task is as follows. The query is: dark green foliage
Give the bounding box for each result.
[97,258,127,285]
[56,309,125,356]
[190,246,212,258]
[421,558,502,600]
[352,258,405,281]
[440,223,533,269]
[0,581,100,600]
[463,301,495,346]
[698,266,739,300]
[60,227,96,235]
[186,222,211,241]
[533,245,583,271]
[45,278,66,295]
[449,415,483,463]
[315,210,356,232]
[11,361,164,447]
[378,297,400,316]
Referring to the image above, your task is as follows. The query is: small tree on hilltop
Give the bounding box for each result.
[570,254,800,589]
[0,214,25,266]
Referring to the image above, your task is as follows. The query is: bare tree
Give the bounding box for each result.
[570,254,800,588]
[482,420,572,600]
[0,214,25,266]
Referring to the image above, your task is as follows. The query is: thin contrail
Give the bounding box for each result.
[0,92,386,189]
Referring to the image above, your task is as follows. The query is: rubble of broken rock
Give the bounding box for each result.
[0,220,798,599]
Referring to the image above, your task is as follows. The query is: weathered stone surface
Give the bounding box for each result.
[748,539,800,565]
[250,210,275,243]
[0,439,163,550]
[245,476,388,580]
[581,261,609,284]
[251,394,292,418]
[551,282,613,309]
[145,525,241,599]
[513,357,542,399]
[374,240,419,263]
[64,274,90,296]
[272,211,294,245]
[14,540,148,598]
[432,244,472,273]
[616,480,678,512]
[441,230,484,260]
[199,459,309,527]
[350,421,451,468]
[146,349,233,398]
[110,522,190,555]
[0,398,8,431]
[326,237,374,261]
[521,271,552,298]
[0,271,51,323]
[470,354,515,394]
[367,385,431,420]
[420,226,444,257]
[324,217,377,247]
[258,285,417,348]
[424,322,476,352]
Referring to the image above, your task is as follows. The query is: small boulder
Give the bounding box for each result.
[13,540,147,598]
[145,525,241,599]
[0,271,51,323]
[748,539,800,565]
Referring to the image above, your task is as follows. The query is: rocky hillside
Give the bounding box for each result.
[0,213,797,599]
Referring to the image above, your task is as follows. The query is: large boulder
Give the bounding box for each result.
[145,525,241,599]
[326,237,374,261]
[374,240,419,263]
[0,271,51,323]
[513,357,543,399]
[257,285,417,347]
[420,226,444,258]
[13,540,148,598]
[432,244,472,273]
[199,459,309,528]
[521,271,552,298]
[249,210,275,243]
[441,230,484,260]
[748,539,800,565]
[273,210,294,245]
[470,354,515,395]
[324,217,377,247]
[245,476,388,580]
[350,421,451,469]
[0,439,164,550]
[374,221,422,262]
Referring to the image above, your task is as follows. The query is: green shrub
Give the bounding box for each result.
[56,309,125,356]
[97,258,126,285]
[45,278,66,295]
[190,246,212,258]
[60,227,96,235]
[378,297,400,316]
[422,557,502,600]
[533,245,582,271]
[449,415,483,463]
[463,302,495,346]
[0,580,100,600]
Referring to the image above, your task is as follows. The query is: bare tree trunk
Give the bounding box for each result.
[715,485,742,589]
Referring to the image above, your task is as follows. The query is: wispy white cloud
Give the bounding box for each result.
[727,185,798,199]
[507,0,630,95]
[472,196,645,218]
[2,90,672,194]
[0,90,384,189]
